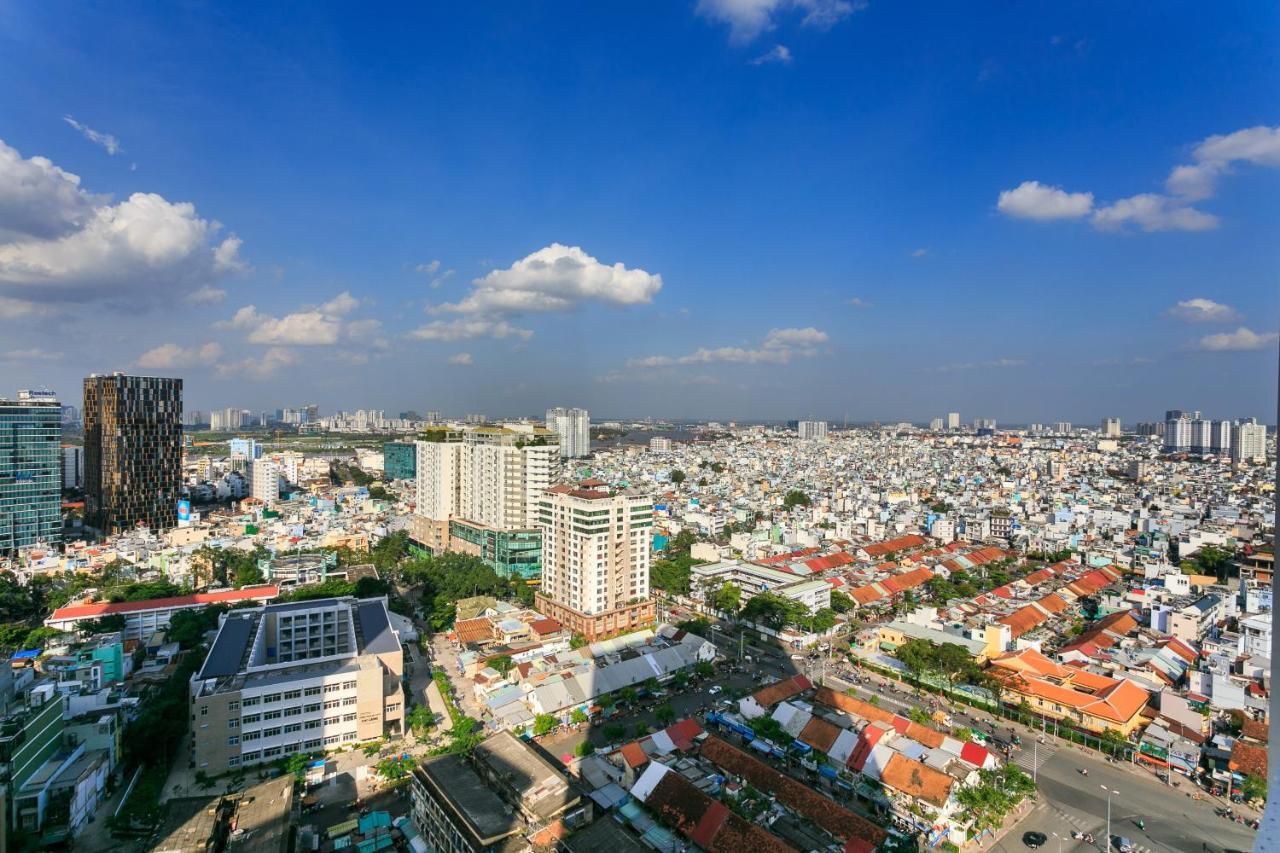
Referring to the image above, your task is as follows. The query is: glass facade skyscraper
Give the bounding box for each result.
[0,390,63,555]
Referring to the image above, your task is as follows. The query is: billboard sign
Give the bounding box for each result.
[177,500,191,522]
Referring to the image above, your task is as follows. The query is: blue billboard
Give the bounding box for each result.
[177,500,191,522]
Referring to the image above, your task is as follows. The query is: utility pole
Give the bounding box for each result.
[1101,785,1118,848]
[1033,738,1038,784]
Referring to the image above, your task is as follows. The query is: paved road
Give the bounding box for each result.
[825,666,1258,853]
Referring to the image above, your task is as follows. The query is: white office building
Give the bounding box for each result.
[1101,417,1121,437]
[62,445,84,489]
[250,459,279,504]
[545,407,590,458]
[945,412,960,429]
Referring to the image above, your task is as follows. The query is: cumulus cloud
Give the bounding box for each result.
[997,181,1093,221]
[1166,125,1280,201]
[214,346,300,381]
[436,243,661,316]
[0,347,63,361]
[137,341,223,369]
[408,318,533,342]
[416,260,441,275]
[217,291,361,346]
[447,352,474,365]
[186,286,227,305]
[1091,194,1218,232]
[1001,125,1280,234]
[63,116,122,156]
[1165,298,1241,324]
[751,45,793,65]
[846,297,872,308]
[628,326,827,368]
[0,139,245,308]
[1191,327,1279,352]
[697,0,863,43]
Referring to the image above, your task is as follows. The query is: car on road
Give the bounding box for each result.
[1112,837,1133,853]
[708,685,723,695]
[1022,831,1048,848]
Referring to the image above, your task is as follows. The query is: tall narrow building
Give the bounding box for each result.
[535,482,654,641]
[83,374,183,534]
[0,390,62,555]
[545,407,590,458]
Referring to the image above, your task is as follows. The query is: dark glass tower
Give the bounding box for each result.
[0,390,62,555]
[83,374,183,534]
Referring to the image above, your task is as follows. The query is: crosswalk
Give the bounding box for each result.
[1021,800,1158,853]
[1011,742,1057,776]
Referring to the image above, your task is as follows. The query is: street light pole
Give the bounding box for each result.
[1033,738,1038,784]
[1101,785,1117,848]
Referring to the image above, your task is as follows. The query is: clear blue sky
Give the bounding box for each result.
[0,1,1276,423]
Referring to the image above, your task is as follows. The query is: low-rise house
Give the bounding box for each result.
[988,647,1150,736]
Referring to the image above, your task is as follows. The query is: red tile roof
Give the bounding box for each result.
[645,767,793,853]
[528,617,562,635]
[48,585,279,621]
[750,674,813,708]
[880,752,954,807]
[453,617,494,644]
[699,736,887,847]
[798,716,843,753]
[814,687,896,726]
[863,534,927,558]
[960,740,991,767]
[619,741,648,769]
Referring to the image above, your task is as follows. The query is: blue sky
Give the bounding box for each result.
[0,1,1276,422]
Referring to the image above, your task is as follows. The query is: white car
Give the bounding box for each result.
[708,685,723,695]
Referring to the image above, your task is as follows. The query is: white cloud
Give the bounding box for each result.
[1165,298,1241,324]
[1192,327,1279,352]
[997,181,1093,221]
[214,346,300,380]
[0,139,243,305]
[408,318,533,342]
[137,341,223,369]
[430,269,454,289]
[751,44,793,65]
[416,260,441,275]
[437,243,661,316]
[0,296,52,320]
[846,297,872,308]
[62,116,121,156]
[697,0,862,43]
[447,352,474,365]
[934,357,1026,372]
[186,285,227,305]
[1091,193,1218,232]
[629,326,827,368]
[911,247,928,258]
[218,292,364,346]
[1167,125,1280,201]
[0,347,63,361]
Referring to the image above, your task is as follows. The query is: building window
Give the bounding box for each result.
[243,731,261,742]
[284,723,302,734]
[227,700,240,711]
[263,693,282,704]
[242,696,260,708]
[324,683,341,694]
[227,736,239,746]
[324,716,340,726]
[324,699,340,710]
[228,756,241,767]
[284,706,302,717]
[263,727,282,738]
[304,686,322,696]
[263,747,282,758]
[305,720,321,730]
[341,680,357,690]
[342,697,357,707]
[305,739,322,749]
[200,705,208,716]
[342,713,357,722]
[228,719,239,729]
[386,703,400,713]
[283,689,302,700]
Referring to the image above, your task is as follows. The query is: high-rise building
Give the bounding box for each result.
[383,442,416,480]
[1190,418,1213,454]
[425,410,442,424]
[83,374,183,534]
[649,436,673,452]
[1100,417,1121,437]
[1231,418,1267,463]
[229,437,261,460]
[1053,422,1073,434]
[62,445,84,490]
[0,390,62,555]
[1164,413,1191,451]
[929,417,944,431]
[250,459,279,504]
[545,407,590,458]
[189,596,404,775]
[1210,420,1232,455]
[797,420,828,440]
[945,412,960,430]
[534,483,655,641]
[415,441,463,521]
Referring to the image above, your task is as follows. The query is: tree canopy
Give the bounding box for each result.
[782,490,810,510]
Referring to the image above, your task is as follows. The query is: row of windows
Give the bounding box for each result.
[238,680,356,709]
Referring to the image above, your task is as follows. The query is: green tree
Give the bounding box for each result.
[488,654,515,676]
[669,469,686,485]
[406,704,436,737]
[709,581,742,614]
[603,723,627,741]
[376,756,412,780]
[694,661,715,679]
[655,704,676,725]
[829,589,855,613]
[533,713,558,736]
[1241,773,1267,802]
[667,529,697,555]
[570,708,589,725]
[569,633,588,649]
[908,706,931,725]
[741,591,806,628]
[799,607,836,633]
[80,613,128,635]
[782,490,810,510]
[573,740,596,757]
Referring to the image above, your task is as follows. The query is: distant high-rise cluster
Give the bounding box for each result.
[1101,417,1122,438]
[545,406,590,458]
[83,374,183,534]
[1162,409,1263,459]
[797,419,828,440]
[0,389,63,555]
[945,412,960,430]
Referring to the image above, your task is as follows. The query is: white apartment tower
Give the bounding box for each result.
[545,407,590,458]
[414,426,558,529]
[535,484,655,640]
[414,441,463,521]
[1232,418,1267,463]
[250,459,279,504]
[797,420,828,440]
[929,418,944,432]
[945,412,960,430]
[1100,417,1121,437]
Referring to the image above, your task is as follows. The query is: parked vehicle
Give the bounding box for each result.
[708,685,723,695]
[1022,831,1048,848]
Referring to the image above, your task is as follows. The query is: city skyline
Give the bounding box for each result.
[1,4,1277,420]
